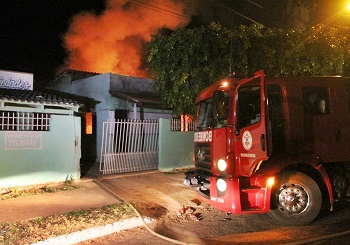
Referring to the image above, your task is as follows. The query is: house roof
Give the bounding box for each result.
[53,69,101,83]
[0,88,81,107]
[111,90,168,109]
[52,69,170,110]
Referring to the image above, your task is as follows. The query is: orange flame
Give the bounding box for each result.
[62,0,191,78]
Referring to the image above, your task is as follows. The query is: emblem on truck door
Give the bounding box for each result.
[242,130,253,150]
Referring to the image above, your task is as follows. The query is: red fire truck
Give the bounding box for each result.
[184,70,350,225]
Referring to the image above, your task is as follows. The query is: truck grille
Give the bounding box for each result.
[194,143,211,174]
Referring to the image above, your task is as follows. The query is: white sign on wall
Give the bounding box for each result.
[5,131,42,150]
[0,69,33,90]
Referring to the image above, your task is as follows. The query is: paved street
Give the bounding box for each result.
[76,171,350,245]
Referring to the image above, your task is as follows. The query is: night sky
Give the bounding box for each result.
[0,0,106,86]
[0,0,343,87]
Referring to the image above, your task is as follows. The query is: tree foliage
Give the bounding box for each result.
[147,22,350,116]
[147,22,231,115]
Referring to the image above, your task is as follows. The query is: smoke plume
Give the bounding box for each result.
[62,0,193,78]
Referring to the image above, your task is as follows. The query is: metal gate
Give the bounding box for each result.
[100,119,159,174]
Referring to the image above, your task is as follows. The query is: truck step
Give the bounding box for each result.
[242,207,265,213]
[241,186,261,193]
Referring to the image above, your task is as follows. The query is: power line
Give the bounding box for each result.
[245,0,264,9]
[209,0,268,28]
[148,0,181,12]
[130,0,190,20]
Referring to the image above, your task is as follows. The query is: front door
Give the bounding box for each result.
[233,70,269,176]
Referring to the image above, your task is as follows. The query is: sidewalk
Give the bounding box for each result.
[0,164,121,224]
[0,165,196,244]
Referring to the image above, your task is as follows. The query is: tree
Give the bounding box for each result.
[147,22,232,116]
[234,25,349,77]
[147,22,350,116]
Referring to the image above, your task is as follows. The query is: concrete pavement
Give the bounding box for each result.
[0,164,123,224]
[0,164,161,244]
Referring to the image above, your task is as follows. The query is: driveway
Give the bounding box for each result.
[78,171,350,245]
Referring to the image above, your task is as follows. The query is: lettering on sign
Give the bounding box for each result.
[194,131,212,142]
[210,196,224,203]
[240,153,256,158]
[0,70,33,90]
[5,132,42,150]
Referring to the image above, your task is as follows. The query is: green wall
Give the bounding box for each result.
[158,119,194,171]
[0,115,81,189]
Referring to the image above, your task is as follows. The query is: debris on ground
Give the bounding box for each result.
[220,217,233,221]
[177,204,203,221]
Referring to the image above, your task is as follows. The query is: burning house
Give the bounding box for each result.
[47,1,195,173]
[49,69,173,169]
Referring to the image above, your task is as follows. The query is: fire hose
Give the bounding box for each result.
[95,179,199,245]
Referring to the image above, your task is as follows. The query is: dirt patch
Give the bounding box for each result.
[131,202,167,219]
[0,180,81,200]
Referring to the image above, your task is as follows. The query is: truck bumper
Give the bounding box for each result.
[185,172,273,214]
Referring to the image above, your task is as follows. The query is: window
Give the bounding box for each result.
[197,98,213,130]
[303,87,330,115]
[0,111,50,131]
[238,84,261,128]
[85,112,93,134]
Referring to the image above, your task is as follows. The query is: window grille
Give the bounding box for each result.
[0,111,50,131]
[171,117,196,131]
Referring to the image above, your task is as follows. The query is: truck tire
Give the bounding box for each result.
[269,171,322,226]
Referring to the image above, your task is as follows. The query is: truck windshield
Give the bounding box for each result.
[197,95,229,130]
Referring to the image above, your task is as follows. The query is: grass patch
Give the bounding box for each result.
[0,203,135,245]
[0,179,82,200]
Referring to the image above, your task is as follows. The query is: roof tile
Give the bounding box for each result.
[0,88,81,107]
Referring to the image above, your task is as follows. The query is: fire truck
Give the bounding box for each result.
[184,70,350,225]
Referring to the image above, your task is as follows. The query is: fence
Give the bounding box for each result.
[100,119,159,174]
[170,117,196,131]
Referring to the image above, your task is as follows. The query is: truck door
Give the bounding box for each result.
[303,82,350,162]
[234,70,269,177]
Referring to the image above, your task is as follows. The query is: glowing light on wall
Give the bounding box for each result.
[85,112,92,134]
[181,114,192,132]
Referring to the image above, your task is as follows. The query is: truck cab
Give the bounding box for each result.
[185,70,350,225]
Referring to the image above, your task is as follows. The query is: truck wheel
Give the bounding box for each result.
[269,171,322,226]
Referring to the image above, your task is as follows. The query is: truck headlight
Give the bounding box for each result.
[217,159,227,171]
[216,178,227,192]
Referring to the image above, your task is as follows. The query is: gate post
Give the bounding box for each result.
[158,118,194,171]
